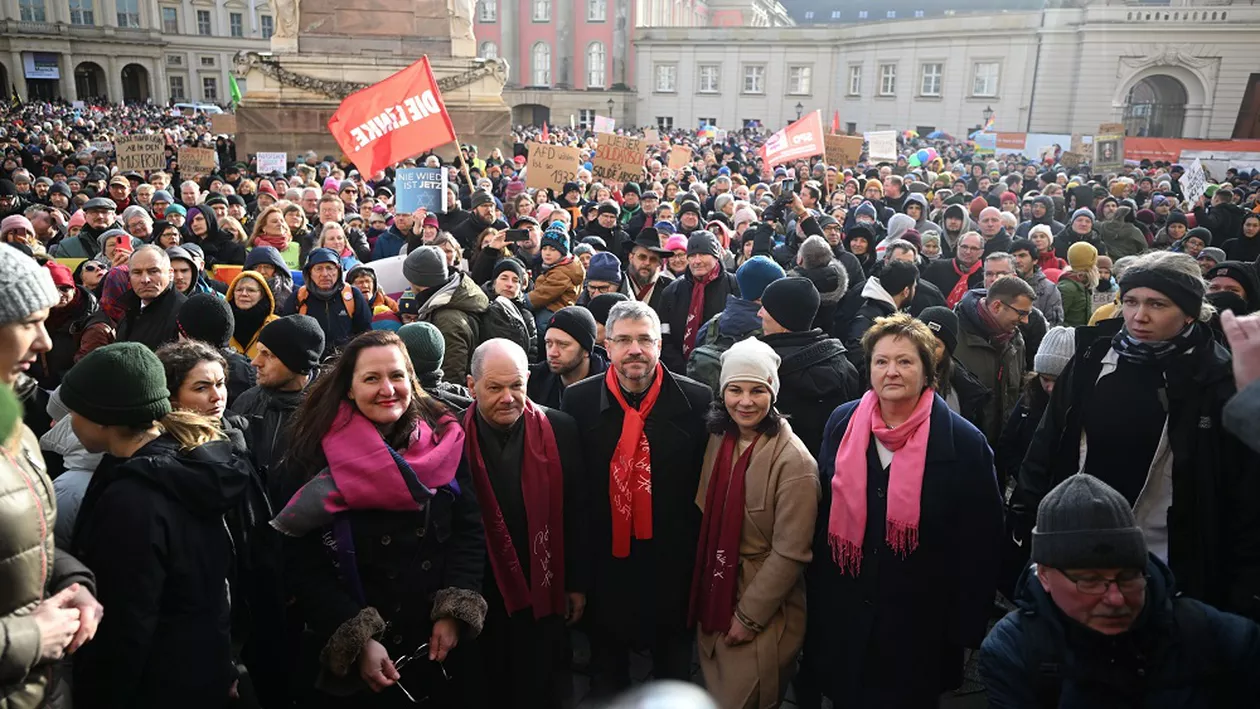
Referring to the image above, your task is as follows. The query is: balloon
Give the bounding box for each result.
[925,147,939,161]
[908,155,922,167]
[915,149,930,164]
[583,162,593,171]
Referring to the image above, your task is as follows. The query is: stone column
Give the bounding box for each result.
[61,52,77,101]
[555,0,572,87]
[106,56,124,104]
[612,0,628,86]
[502,0,518,85]
[9,52,25,101]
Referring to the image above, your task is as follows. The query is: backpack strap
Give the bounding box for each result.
[296,286,309,315]
[340,284,356,319]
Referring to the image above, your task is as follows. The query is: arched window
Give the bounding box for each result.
[479,41,498,59]
[532,42,551,86]
[586,42,606,88]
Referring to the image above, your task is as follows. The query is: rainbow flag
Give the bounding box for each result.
[982,113,996,132]
[698,124,717,139]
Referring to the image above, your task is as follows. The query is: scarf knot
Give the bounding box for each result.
[947,259,982,308]
[605,363,665,557]
[1111,322,1202,368]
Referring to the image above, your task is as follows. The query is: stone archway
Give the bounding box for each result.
[1124,75,1187,138]
[121,63,150,104]
[512,103,551,127]
[75,61,107,102]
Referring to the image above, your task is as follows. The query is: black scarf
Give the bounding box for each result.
[231,297,271,350]
[1110,321,1206,367]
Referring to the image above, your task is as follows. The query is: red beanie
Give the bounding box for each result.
[969,195,989,219]
[44,261,74,288]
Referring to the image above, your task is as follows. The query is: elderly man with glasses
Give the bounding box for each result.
[952,273,1035,444]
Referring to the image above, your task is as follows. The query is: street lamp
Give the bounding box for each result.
[607,97,614,119]
[982,105,994,125]
[795,102,804,120]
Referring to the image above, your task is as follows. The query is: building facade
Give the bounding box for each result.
[633,0,1260,139]
[0,0,270,105]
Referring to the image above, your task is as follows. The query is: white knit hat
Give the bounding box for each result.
[719,338,781,398]
[1034,326,1076,377]
[0,244,58,326]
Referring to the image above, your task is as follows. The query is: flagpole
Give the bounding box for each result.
[448,137,476,192]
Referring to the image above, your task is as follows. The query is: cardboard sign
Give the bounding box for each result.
[71,100,85,110]
[1098,123,1125,137]
[1094,123,1125,172]
[643,128,659,145]
[667,146,691,171]
[1178,158,1208,206]
[824,134,863,168]
[1060,152,1084,169]
[593,115,615,133]
[394,167,448,213]
[211,113,237,134]
[178,146,217,174]
[592,132,646,185]
[524,142,580,193]
[115,134,165,172]
[866,131,898,162]
[256,152,288,174]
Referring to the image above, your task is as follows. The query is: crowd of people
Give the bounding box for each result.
[2,98,1260,709]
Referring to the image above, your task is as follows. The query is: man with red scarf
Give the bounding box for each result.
[462,339,587,708]
[923,231,986,309]
[561,300,711,699]
[656,231,739,373]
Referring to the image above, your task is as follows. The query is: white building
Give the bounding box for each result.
[0,0,271,104]
[633,0,1260,139]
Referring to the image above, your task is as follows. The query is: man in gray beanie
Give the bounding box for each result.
[981,473,1260,705]
[401,246,488,382]
[655,230,739,372]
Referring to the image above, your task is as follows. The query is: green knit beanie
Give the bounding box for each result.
[61,343,172,427]
[397,322,446,375]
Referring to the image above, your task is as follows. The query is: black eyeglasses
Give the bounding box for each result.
[999,300,1032,319]
[393,642,449,704]
[1058,569,1148,595]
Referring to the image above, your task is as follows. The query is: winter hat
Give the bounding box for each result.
[398,321,445,375]
[597,200,620,217]
[587,293,628,325]
[470,191,495,209]
[492,258,526,281]
[735,256,785,302]
[1135,209,1156,226]
[663,234,688,253]
[719,338,781,399]
[854,201,878,221]
[177,293,234,348]
[1,215,33,237]
[0,243,59,325]
[1184,226,1212,246]
[1165,210,1188,228]
[1032,473,1148,571]
[879,260,919,297]
[1204,261,1260,306]
[968,196,989,219]
[586,251,623,284]
[918,306,959,355]
[166,204,187,218]
[44,261,74,289]
[257,315,325,374]
[1066,241,1098,272]
[60,342,171,427]
[655,220,677,235]
[1196,247,1226,265]
[760,277,819,333]
[580,236,607,251]
[687,230,722,259]
[541,225,570,256]
[67,210,87,231]
[1034,326,1076,377]
[371,308,402,331]
[1070,207,1095,226]
[403,245,449,288]
[573,243,595,259]
[547,306,597,353]
[1120,259,1206,319]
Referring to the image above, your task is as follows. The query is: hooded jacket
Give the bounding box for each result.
[226,271,279,359]
[1015,196,1065,239]
[904,193,941,237]
[1097,205,1148,259]
[73,435,250,708]
[244,246,294,313]
[415,272,489,383]
[347,265,399,313]
[188,208,246,270]
[835,276,901,374]
[937,203,977,257]
[1053,222,1107,260]
[1024,268,1064,326]
[790,260,850,332]
[1194,200,1247,246]
[760,328,861,457]
[281,251,372,356]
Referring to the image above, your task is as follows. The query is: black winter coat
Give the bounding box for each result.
[835,296,896,375]
[656,269,739,373]
[73,436,251,709]
[1011,319,1260,621]
[526,346,609,410]
[760,329,861,458]
[559,367,711,646]
[116,286,187,351]
[1194,202,1247,246]
[923,258,983,303]
[804,395,1004,708]
[625,269,674,314]
[229,384,305,501]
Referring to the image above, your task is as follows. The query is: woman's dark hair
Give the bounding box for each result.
[704,386,784,437]
[934,351,955,400]
[1020,371,1051,411]
[156,340,226,397]
[284,330,450,479]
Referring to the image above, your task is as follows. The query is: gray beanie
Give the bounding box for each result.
[403,245,449,288]
[1034,326,1076,377]
[1031,474,1148,571]
[0,244,58,325]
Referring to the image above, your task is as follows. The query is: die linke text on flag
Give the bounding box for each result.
[327,56,457,176]
[760,110,825,168]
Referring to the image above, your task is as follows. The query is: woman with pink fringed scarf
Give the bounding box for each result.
[798,313,1004,709]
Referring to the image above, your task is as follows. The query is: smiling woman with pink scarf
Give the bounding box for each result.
[800,313,1004,708]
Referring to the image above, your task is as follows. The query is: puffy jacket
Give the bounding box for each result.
[1194,201,1247,246]
[0,424,96,709]
[1014,196,1065,239]
[1096,206,1148,259]
[789,260,849,333]
[281,255,372,357]
[1057,273,1092,328]
[527,256,584,313]
[480,285,539,362]
[1025,269,1064,326]
[416,273,489,383]
[229,385,304,502]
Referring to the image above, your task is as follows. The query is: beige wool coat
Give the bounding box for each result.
[693,419,820,709]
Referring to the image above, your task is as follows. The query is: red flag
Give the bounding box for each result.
[760,110,825,169]
[327,56,456,177]
[541,121,550,143]
[831,110,841,135]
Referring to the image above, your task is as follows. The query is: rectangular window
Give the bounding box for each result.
[803,10,813,19]
[261,15,273,38]
[846,121,857,134]
[743,65,764,94]
[19,0,47,22]
[229,12,243,37]
[477,0,496,22]
[200,56,216,67]
[656,116,674,130]
[915,10,925,17]
[789,66,812,95]
[202,76,218,101]
[886,10,896,18]
[698,117,716,127]
[858,10,868,19]
[161,6,178,33]
[166,54,183,66]
[698,65,720,93]
[587,0,605,21]
[169,75,185,100]
[880,63,897,96]
[532,0,549,21]
[578,109,595,128]
[116,0,139,27]
[69,0,94,25]
[848,65,861,95]
[197,9,211,35]
[973,61,999,97]
[920,63,941,96]
[654,64,676,93]
[831,10,841,19]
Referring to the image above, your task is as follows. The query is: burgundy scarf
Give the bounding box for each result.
[254,233,290,251]
[689,432,761,633]
[946,259,982,308]
[605,363,664,558]
[463,402,566,619]
[683,267,721,355]
[975,294,1017,346]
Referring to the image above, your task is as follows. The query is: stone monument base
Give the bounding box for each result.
[233,51,511,167]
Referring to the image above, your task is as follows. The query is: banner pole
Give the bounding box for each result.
[449,137,476,192]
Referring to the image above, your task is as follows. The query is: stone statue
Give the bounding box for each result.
[274,0,299,39]
[451,0,476,43]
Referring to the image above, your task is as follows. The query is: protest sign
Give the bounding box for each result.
[1094,123,1125,172]
[115,135,165,172]
[327,56,456,176]
[593,115,616,133]
[760,111,825,168]
[592,133,646,185]
[524,142,581,193]
[211,114,237,134]
[643,128,659,145]
[1178,158,1208,206]
[824,134,864,168]
[178,146,217,174]
[866,131,898,162]
[667,146,691,171]
[71,100,85,110]
[394,167,448,213]
[256,152,288,174]
[1060,152,1084,169]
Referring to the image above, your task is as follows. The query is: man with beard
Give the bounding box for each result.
[453,190,508,257]
[937,203,975,257]
[579,201,629,258]
[280,247,372,356]
[624,229,675,312]
[618,183,643,236]
[51,197,118,258]
[1015,195,1064,239]
[165,246,219,298]
[527,306,609,409]
[116,245,187,350]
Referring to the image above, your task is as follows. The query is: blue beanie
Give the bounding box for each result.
[736,255,785,301]
[1071,207,1095,225]
[586,251,622,284]
[855,201,878,220]
[541,225,569,256]
[655,220,677,235]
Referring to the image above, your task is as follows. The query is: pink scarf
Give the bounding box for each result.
[828,389,934,576]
